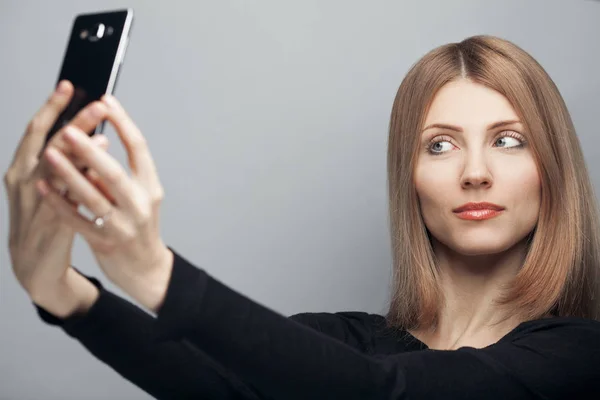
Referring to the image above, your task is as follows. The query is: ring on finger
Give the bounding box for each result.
[93,208,114,230]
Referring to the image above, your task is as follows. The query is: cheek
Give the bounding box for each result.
[509,160,542,217]
[500,155,541,197]
[414,162,454,219]
[519,176,540,205]
[415,160,453,197]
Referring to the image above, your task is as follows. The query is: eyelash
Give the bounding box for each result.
[425,131,527,156]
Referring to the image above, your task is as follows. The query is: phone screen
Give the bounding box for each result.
[45,9,132,145]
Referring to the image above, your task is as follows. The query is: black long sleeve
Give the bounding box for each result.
[152,247,600,400]
[35,269,263,400]
[34,270,379,399]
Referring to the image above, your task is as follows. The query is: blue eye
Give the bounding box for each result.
[429,140,452,154]
[426,132,526,156]
[495,136,522,148]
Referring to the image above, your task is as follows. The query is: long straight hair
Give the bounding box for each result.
[385,35,600,331]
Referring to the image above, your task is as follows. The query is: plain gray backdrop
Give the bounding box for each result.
[1,0,599,399]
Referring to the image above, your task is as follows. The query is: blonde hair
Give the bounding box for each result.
[385,35,600,331]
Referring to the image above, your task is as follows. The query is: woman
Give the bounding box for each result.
[6,35,600,399]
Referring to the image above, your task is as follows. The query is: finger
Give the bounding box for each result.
[58,101,109,142]
[59,125,136,209]
[85,168,116,204]
[33,100,110,182]
[36,180,104,242]
[11,80,73,171]
[43,145,115,221]
[46,134,110,203]
[101,95,161,190]
[48,133,109,187]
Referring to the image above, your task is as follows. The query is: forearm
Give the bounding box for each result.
[68,300,263,400]
[36,269,263,400]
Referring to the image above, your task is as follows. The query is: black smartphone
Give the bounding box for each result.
[44,8,134,145]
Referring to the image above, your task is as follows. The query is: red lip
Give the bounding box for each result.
[453,202,505,213]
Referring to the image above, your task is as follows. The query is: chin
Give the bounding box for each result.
[451,244,513,257]
[439,232,519,256]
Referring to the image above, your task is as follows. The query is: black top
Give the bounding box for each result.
[36,246,600,399]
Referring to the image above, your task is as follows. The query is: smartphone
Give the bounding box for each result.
[44,8,134,145]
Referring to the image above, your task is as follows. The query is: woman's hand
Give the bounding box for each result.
[38,94,174,313]
[5,80,111,315]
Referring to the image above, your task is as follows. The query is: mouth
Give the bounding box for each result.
[453,202,505,221]
[453,202,504,213]
[454,209,504,221]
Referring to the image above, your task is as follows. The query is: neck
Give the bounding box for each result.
[411,236,532,350]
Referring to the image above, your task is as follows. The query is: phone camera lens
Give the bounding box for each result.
[89,23,106,41]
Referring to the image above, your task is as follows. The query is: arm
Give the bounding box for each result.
[35,269,264,400]
[151,248,600,400]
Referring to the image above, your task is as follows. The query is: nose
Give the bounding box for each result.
[460,152,493,189]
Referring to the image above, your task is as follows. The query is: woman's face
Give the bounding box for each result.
[414,79,541,256]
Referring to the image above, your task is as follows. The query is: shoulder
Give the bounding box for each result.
[504,316,600,344]
[496,316,600,361]
[481,317,600,397]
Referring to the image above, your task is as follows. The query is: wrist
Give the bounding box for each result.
[121,246,174,314]
[34,268,100,319]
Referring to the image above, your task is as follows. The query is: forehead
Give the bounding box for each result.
[423,80,519,128]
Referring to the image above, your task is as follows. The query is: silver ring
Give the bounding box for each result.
[93,209,113,229]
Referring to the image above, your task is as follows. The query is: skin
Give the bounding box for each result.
[410,79,542,350]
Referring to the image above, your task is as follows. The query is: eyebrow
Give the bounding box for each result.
[421,119,522,133]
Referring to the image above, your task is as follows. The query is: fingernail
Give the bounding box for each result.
[64,126,78,141]
[102,94,118,108]
[89,103,105,119]
[45,147,59,162]
[91,133,106,143]
[56,81,69,94]
[92,134,108,147]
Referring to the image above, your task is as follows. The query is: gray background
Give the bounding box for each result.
[1,0,599,398]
